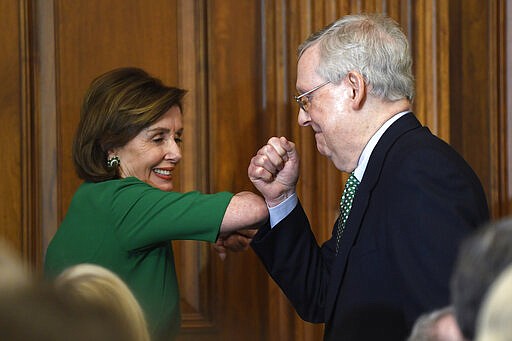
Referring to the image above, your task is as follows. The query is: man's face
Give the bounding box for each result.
[295,45,360,172]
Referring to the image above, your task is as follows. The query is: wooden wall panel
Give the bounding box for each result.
[448,1,498,215]
[259,3,302,338]
[54,0,180,222]
[411,0,451,140]
[0,0,509,340]
[195,0,270,340]
[506,0,512,215]
[0,0,39,265]
[488,0,508,217]
[448,0,490,197]
[173,0,214,333]
[37,0,59,257]
[0,0,23,253]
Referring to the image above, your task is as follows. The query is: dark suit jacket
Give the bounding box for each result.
[251,113,489,341]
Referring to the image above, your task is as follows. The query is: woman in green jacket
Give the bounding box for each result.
[45,67,268,340]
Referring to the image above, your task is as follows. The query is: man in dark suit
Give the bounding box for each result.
[248,14,489,340]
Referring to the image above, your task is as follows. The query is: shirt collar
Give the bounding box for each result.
[353,111,411,182]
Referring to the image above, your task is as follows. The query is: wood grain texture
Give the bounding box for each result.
[0,0,510,340]
[54,0,180,222]
[0,0,25,258]
[448,0,494,213]
[19,0,41,269]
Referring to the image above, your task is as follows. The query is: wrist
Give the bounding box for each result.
[265,191,295,208]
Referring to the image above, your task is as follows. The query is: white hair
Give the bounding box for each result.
[55,263,151,341]
[476,265,512,341]
[298,13,414,102]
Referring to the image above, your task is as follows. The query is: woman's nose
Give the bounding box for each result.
[166,141,182,163]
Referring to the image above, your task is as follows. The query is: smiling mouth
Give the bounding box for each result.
[153,168,172,177]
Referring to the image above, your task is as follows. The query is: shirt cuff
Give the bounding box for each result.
[269,193,298,228]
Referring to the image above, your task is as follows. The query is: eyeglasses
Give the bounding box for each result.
[293,80,330,112]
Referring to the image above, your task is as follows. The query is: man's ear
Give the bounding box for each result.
[346,71,366,110]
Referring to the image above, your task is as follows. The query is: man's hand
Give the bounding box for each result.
[248,136,299,207]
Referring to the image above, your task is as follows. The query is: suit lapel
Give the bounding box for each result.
[324,113,422,320]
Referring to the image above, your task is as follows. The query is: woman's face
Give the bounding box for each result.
[112,105,183,192]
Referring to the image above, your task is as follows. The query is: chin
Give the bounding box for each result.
[315,137,329,153]
[331,161,346,172]
[159,184,174,192]
[315,144,330,158]
[152,181,174,192]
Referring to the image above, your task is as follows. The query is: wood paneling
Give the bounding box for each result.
[0,0,40,266]
[0,0,23,252]
[448,1,501,216]
[20,0,40,269]
[449,0,490,200]
[174,0,214,333]
[198,0,270,339]
[411,0,451,140]
[1,0,510,340]
[488,0,509,217]
[37,0,58,261]
[53,0,181,222]
[506,0,512,214]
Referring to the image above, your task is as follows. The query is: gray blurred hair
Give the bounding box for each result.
[298,13,414,102]
[408,306,464,341]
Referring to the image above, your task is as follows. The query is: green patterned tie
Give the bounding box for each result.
[335,173,360,254]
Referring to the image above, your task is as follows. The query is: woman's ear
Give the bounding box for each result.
[107,148,117,159]
[346,71,366,110]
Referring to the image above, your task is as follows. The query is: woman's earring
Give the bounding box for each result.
[107,156,120,168]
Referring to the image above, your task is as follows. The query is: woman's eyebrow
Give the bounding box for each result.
[146,127,170,134]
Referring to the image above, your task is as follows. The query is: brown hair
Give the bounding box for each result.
[73,67,186,182]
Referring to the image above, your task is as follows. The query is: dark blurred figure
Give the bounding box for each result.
[451,217,512,340]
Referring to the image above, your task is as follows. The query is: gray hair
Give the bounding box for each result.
[298,13,414,101]
[408,306,463,341]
